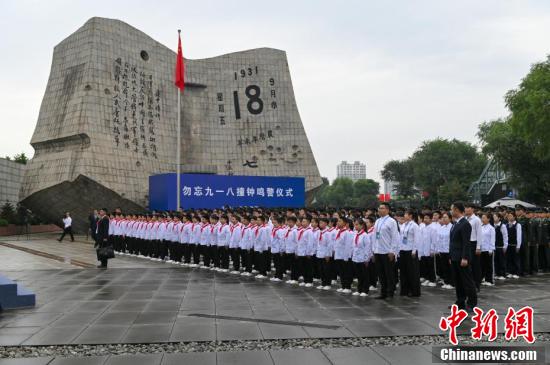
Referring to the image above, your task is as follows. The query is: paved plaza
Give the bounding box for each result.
[1,235,549,364]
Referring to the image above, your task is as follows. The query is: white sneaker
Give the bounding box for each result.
[316,285,324,290]
[272,278,281,282]
[427,282,436,287]
[299,282,305,287]
[506,274,513,278]
[230,270,240,274]
[304,283,313,288]
[255,274,266,279]
[252,270,259,274]
[331,280,338,285]
[485,282,495,286]
[323,286,331,290]
[342,289,352,294]
[285,280,293,284]
[352,291,360,296]
[369,286,377,291]
[421,281,428,286]
[359,292,368,297]
[512,275,519,279]
[221,269,229,273]
[336,288,343,292]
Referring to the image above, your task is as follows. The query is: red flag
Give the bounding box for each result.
[174,31,185,91]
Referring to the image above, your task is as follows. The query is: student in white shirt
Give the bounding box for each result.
[399,209,421,296]
[480,213,496,286]
[284,216,299,284]
[315,217,333,290]
[493,213,508,280]
[240,215,255,275]
[217,215,231,272]
[296,216,313,286]
[419,212,437,287]
[270,216,287,282]
[465,203,483,290]
[228,214,243,274]
[351,218,373,297]
[437,212,454,290]
[253,215,270,278]
[333,217,354,293]
[209,214,220,270]
[189,215,202,266]
[199,215,212,268]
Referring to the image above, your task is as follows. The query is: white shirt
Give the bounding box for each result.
[480,224,496,252]
[373,215,400,255]
[467,214,483,250]
[63,217,72,228]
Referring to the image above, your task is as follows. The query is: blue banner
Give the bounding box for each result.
[149,173,305,210]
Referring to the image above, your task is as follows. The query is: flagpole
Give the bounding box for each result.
[176,29,182,212]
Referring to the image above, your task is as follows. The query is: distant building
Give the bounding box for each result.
[384,179,397,197]
[337,161,366,181]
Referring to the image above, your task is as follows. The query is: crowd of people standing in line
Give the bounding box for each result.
[86,203,550,309]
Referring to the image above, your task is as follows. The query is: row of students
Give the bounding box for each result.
[108,212,382,297]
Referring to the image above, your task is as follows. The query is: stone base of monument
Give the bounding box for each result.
[20,174,144,233]
[0,274,36,310]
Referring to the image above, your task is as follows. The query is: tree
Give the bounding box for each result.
[409,139,486,206]
[380,159,416,197]
[12,153,28,164]
[351,179,380,208]
[0,202,16,223]
[478,119,550,203]
[505,55,550,160]
[312,178,379,208]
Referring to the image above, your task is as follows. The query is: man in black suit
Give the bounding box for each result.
[88,209,98,241]
[95,208,111,269]
[449,202,477,311]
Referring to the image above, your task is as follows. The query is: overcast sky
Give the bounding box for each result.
[1,1,549,185]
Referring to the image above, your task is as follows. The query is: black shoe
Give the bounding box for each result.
[96,265,107,269]
[57,239,62,242]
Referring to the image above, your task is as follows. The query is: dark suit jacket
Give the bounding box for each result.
[95,216,110,247]
[449,217,472,262]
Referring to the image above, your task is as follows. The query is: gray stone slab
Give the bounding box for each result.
[161,352,216,365]
[104,354,163,365]
[372,345,434,365]
[270,349,331,365]
[216,351,273,365]
[322,347,389,365]
[50,356,109,365]
[0,358,53,365]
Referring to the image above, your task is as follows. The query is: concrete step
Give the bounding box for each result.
[0,275,36,310]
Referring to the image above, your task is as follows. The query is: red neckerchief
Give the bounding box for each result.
[230,223,240,234]
[241,224,252,237]
[255,224,266,237]
[298,227,311,240]
[319,228,328,241]
[285,226,295,238]
[336,228,348,240]
[355,229,365,246]
[219,223,227,233]
[200,223,209,232]
[272,226,283,238]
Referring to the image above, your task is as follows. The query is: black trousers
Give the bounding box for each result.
[470,242,482,290]
[421,256,436,282]
[241,249,253,272]
[480,251,494,283]
[399,250,421,296]
[375,253,395,297]
[211,246,220,267]
[231,248,241,271]
[335,259,353,289]
[273,252,284,279]
[193,244,201,264]
[254,251,267,275]
[368,261,377,287]
[202,245,211,266]
[494,247,506,277]
[319,257,332,286]
[160,240,169,259]
[290,254,300,280]
[506,246,520,275]
[437,253,453,286]
[353,262,369,293]
[219,246,230,269]
[59,227,74,242]
[299,256,313,283]
[450,260,477,309]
